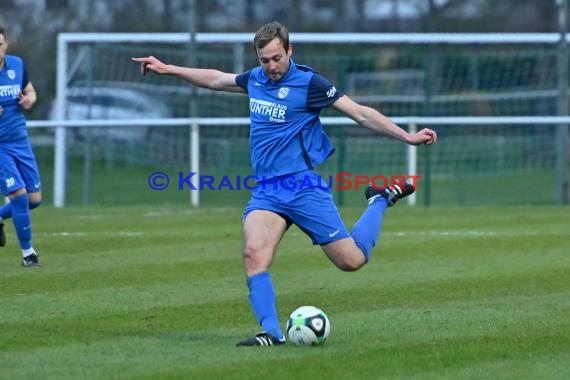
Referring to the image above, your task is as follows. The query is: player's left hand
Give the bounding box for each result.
[410,128,437,146]
[18,92,33,110]
[131,56,168,76]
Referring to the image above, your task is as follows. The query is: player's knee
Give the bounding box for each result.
[243,244,256,260]
[29,201,41,210]
[335,254,366,272]
[243,245,272,275]
[243,244,265,266]
[28,192,42,205]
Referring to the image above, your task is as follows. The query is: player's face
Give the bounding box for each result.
[0,34,7,67]
[256,38,292,82]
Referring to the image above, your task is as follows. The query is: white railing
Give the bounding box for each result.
[28,116,570,207]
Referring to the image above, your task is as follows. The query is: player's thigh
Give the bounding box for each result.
[28,191,42,204]
[287,185,364,270]
[321,237,366,271]
[289,185,350,245]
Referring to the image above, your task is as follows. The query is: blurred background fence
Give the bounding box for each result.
[29,32,570,207]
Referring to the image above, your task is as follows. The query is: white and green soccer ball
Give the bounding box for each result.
[286,306,331,346]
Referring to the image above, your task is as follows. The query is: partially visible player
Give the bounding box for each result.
[0,26,42,267]
[133,21,437,346]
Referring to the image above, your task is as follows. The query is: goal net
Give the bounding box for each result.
[39,33,568,207]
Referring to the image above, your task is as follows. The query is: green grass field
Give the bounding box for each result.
[0,204,569,379]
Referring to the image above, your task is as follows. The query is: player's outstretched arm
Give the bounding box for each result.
[131,56,245,94]
[332,95,437,146]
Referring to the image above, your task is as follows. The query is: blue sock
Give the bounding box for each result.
[351,197,389,262]
[0,202,12,220]
[247,272,283,340]
[10,194,32,250]
[0,200,41,221]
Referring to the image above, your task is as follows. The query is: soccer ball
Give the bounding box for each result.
[286,306,331,346]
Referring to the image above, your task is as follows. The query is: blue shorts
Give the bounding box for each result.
[0,138,41,196]
[243,170,350,245]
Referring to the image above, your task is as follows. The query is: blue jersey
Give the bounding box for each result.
[236,59,343,179]
[0,55,29,143]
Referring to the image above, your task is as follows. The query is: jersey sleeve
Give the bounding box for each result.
[307,73,344,110]
[235,71,252,93]
[22,64,30,88]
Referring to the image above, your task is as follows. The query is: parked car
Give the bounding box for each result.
[49,86,172,141]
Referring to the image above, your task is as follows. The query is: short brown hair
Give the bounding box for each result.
[0,27,7,40]
[253,21,289,52]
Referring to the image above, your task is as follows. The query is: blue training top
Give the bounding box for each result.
[235,59,343,179]
[0,54,29,143]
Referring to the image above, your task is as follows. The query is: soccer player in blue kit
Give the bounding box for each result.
[133,21,437,346]
[0,27,42,267]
